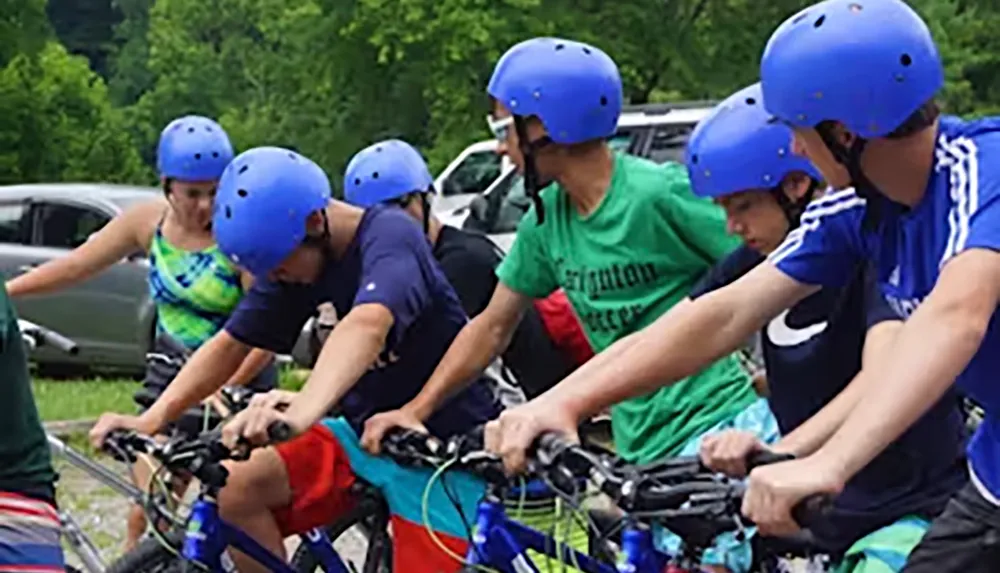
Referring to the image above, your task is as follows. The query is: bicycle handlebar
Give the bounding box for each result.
[18,319,79,355]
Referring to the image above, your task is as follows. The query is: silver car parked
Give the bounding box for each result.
[0,183,159,376]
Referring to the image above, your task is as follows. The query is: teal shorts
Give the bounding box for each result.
[833,516,930,573]
[653,397,780,573]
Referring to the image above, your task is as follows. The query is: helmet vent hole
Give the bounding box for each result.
[372,171,380,179]
[212,151,219,158]
[194,153,202,160]
[376,146,383,152]
[187,127,196,133]
[691,154,699,165]
[813,15,826,27]
[792,11,809,24]
[237,189,248,198]
[555,43,565,51]
[848,3,863,13]
[900,53,912,67]
[600,96,608,106]
[238,165,249,174]
[354,178,362,186]
[745,97,756,105]
[288,152,297,160]
[224,206,232,218]
[582,47,591,55]
[205,126,213,132]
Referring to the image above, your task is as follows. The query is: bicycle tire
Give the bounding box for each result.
[289,494,393,573]
[105,530,185,573]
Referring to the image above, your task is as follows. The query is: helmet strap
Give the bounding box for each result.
[420,190,431,235]
[770,178,820,230]
[815,125,883,230]
[301,208,334,261]
[513,115,553,225]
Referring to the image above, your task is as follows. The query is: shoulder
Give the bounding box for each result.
[936,115,1000,193]
[122,197,168,248]
[620,154,690,192]
[799,188,866,229]
[358,205,427,247]
[437,228,500,267]
[692,244,762,297]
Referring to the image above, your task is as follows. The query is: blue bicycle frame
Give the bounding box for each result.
[465,498,669,573]
[182,497,350,572]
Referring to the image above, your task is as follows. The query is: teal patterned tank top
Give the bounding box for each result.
[148,228,243,349]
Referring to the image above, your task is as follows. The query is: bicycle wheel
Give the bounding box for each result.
[105,531,185,573]
[290,493,392,573]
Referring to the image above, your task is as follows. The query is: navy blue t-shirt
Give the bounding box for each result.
[224,205,501,438]
[692,244,967,553]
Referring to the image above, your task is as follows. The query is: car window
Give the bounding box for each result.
[34,203,111,249]
[0,203,28,244]
[646,124,696,164]
[440,150,502,197]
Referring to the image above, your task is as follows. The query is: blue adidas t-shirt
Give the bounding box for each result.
[768,115,1000,501]
[224,205,501,438]
[693,244,966,551]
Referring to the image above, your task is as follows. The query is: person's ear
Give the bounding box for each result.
[780,171,814,202]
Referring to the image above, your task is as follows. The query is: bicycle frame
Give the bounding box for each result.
[183,497,350,573]
[48,433,149,573]
[465,497,670,573]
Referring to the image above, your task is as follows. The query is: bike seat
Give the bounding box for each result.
[133,387,158,409]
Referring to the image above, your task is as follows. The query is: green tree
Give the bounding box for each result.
[0,42,149,184]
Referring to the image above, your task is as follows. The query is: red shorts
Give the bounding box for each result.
[273,424,359,536]
[273,423,470,573]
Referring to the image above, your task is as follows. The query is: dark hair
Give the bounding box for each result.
[887,99,940,139]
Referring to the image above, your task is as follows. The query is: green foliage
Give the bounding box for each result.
[0,42,149,184]
[3,0,1000,184]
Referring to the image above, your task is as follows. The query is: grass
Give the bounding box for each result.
[33,366,310,422]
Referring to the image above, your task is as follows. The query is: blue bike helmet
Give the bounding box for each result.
[156,115,234,182]
[688,83,821,198]
[488,37,622,223]
[212,147,331,278]
[488,37,623,145]
[688,83,822,227]
[760,0,943,138]
[343,139,434,208]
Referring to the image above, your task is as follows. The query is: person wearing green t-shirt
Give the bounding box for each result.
[0,285,65,570]
[358,36,776,572]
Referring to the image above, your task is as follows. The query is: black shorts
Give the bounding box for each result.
[902,482,1000,572]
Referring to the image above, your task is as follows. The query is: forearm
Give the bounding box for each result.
[775,375,869,456]
[406,314,513,420]
[282,317,385,428]
[7,258,94,297]
[815,306,985,482]
[225,348,275,387]
[142,332,250,431]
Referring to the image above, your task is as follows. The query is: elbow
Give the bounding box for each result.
[943,303,990,353]
[474,311,515,355]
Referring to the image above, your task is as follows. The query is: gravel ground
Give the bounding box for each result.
[53,453,369,571]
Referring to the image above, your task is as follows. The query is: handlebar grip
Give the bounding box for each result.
[746,450,796,472]
[791,494,834,528]
[267,421,293,443]
[535,432,574,458]
[42,328,79,355]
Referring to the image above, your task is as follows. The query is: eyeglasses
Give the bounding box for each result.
[486,115,514,143]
